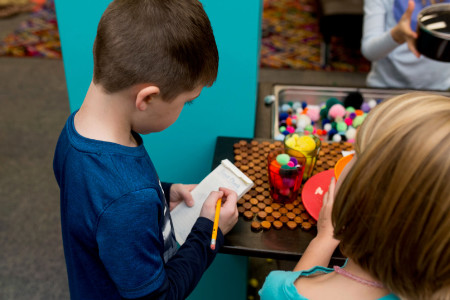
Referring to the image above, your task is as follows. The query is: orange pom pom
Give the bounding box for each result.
[286,117,292,126]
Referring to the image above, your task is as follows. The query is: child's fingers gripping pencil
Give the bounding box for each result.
[210,198,222,250]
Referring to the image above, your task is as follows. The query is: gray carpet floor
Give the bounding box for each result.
[1,12,71,299]
[0,58,70,299]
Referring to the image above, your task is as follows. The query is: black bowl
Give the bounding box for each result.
[416,3,450,62]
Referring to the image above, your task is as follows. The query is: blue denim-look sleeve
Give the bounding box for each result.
[97,188,224,300]
[96,188,166,298]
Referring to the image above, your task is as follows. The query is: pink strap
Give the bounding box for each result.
[333,266,384,288]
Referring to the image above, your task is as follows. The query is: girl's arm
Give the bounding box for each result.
[294,178,340,271]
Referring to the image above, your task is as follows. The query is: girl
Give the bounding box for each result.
[259,92,450,300]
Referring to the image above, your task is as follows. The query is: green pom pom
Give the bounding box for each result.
[336,122,347,132]
[353,115,365,128]
[304,124,313,132]
[320,107,328,120]
[326,97,343,109]
[331,121,337,129]
[279,126,286,132]
[276,154,290,165]
[346,106,355,113]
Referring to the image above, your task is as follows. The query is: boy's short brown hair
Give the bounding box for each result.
[332,93,450,300]
[93,0,218,100]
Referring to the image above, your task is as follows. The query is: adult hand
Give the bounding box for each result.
[390,0,420,57]
[200,187,238,235]
[169,184,197,211]
[316,177,339,244]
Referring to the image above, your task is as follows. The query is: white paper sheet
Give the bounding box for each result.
[171,159,254,245]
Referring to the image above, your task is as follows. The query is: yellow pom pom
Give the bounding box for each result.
[295,136,316,152]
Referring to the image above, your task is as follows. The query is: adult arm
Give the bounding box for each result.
[361,0,400,61]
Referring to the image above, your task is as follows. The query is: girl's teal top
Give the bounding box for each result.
[259,265,400,300]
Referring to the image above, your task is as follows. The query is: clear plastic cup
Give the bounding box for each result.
[267,149,305,203]
[284,133,321,181]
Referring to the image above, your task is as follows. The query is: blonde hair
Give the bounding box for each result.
[332,93,450,300]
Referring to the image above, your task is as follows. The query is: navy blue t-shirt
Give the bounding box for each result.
[53,111,223,299]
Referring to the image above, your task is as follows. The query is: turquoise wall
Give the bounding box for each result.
[55,0,261,298]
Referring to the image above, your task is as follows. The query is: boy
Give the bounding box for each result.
[53,0,238,299]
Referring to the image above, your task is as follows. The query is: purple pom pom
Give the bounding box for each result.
[289,157,298,165]
[361,102,371,113]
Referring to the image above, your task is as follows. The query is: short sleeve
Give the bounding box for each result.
[96,188,166,298]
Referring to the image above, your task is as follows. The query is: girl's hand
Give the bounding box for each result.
[390,0,420,57]
[169,184,197,211]
[293,177,339,271]
[317,177,339,243]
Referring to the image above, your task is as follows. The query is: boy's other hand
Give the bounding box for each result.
[200,187,238,235]
[169,184,197,211]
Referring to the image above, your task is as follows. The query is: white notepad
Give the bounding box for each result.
[171,159,254,245]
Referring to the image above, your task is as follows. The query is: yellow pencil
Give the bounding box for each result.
[210,198,222,250]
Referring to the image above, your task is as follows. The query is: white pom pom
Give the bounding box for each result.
[292,102,302,110]
[332,134,342,142]
[324,123,332,132]
[298,114,311,125]
[346,127,357,140]
[368,99,377,109]
[275,133,285,141]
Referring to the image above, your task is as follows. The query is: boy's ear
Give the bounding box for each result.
[135,85,160,111]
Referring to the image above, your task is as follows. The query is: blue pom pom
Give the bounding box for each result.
[301,101,308,109]
[282,130,290,135]
[328,129,338,138]
[322,118,331,126]
[279,112,289,121]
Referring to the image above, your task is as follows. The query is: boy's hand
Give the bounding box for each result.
[317,178,339,244]
[200,187,238,235]
[169,184,197,211]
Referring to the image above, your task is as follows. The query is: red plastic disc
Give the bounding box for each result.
[301,169,335,220]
